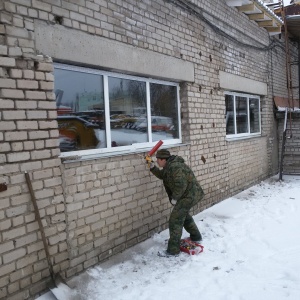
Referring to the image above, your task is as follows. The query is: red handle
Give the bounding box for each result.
[148,140,163,156]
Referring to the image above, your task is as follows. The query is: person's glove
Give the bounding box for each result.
[168,196,176,206]
[170,199,177,205]
[145,155,155,168]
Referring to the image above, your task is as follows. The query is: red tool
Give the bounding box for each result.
[145,140,163,167]
[148,140,163,156]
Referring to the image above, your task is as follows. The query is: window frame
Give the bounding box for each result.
[54,63,182,159]
[225,91,261,139]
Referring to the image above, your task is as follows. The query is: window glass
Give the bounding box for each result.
[54,64,181,154]
[108,77,147,147]
[150,83,179,141]
[54,68,105,152]
[249,98,260,133]
[225,92,261,138]
[236,96,248,134]
[225,94,235,134]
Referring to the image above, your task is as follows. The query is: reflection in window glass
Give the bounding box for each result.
[54,68,105,152]
[150,83,179,141]
[108,77,147,147]
[250,98,260,133]
[54,64,181,154]
[225,94,235,134]
[236,96,248,134]
[225,92,261,138]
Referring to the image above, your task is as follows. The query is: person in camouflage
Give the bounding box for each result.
[149,149,204,255]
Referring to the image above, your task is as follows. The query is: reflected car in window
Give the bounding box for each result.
[58,116,100,152]
[134,116,174,132]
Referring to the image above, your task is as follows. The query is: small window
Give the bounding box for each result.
[54,63,181,156]
[225,92,261,138]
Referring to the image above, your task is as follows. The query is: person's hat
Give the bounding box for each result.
[156,149,171,159]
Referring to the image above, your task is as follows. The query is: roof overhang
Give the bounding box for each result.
[273,4,300,40]
[225,0,283,35]
[286,15,300,40]
[274,96,300,111]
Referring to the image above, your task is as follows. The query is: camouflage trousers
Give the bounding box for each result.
[167,193,203,255]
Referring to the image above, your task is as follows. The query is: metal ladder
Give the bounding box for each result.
[279,108,300,179]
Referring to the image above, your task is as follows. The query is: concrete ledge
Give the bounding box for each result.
[34,21,194,83]
[219,71,267,95]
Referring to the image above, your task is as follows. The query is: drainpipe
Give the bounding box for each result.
[299,40,300,107]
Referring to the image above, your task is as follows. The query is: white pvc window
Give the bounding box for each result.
[225,92,261,138]
[54,63,181,157]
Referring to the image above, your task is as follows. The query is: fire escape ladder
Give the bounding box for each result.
[278,3,300,180]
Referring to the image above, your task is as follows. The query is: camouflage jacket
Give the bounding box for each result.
[150,155,204,201]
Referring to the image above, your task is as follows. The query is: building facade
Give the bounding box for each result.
[0,0,297,299]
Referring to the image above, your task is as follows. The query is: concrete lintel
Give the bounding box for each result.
[219,71,268,95]
[34,21,194,83]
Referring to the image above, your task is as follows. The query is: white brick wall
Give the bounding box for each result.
[0,0,296,299]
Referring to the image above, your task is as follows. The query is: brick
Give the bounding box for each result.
[7,152,30,163]
[0,88,24,98]
[7,281,20,296]
[11,142,24,151]
[34,140,45,149]
[48,232,66,245]
[38,120,57,129]
[16,121,39,131]
[6,25,29,39]
[2,226,26,241]
[30,149,51,160]
[28,131,49,139]
[0,241,14,255]
[16,100,38,109]
[0,57,15,67]
[9,265,33,282]
[0,121,16,130]
[0,78,16,88]
[3,248,26,264]
[27,111,47,119]
[6,290,30,300]
[45,72,54,81]
[25,90,46,99]
[0,262,15,278]
[70,11,86,22]
[35,61,53,72]
[3,110,26,120]
[16,254,38,269]
[12,215,24,227]
[39,80,54,90]
[6,205,28,217]
[9,68,22,78]
[35,71,45,80]
[0,142,11,152]
[0,99,14,109]
[8,46,22,56]
[17,79,39,89]
[32,0,52,12]
[36,100,55,110]
[0,45,8,55]
[0,276,9,289]
[23,70,34,79]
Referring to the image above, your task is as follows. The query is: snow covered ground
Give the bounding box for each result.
[38,175,300,300]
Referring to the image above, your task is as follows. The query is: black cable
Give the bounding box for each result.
[165,0,298,58]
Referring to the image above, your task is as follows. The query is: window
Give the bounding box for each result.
[225,92,261,138]
[54,63,181,156]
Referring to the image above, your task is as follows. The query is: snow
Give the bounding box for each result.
[38,175,300,300]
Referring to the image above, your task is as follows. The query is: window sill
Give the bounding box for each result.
[225,134,262,142]
[60,142,189,163]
